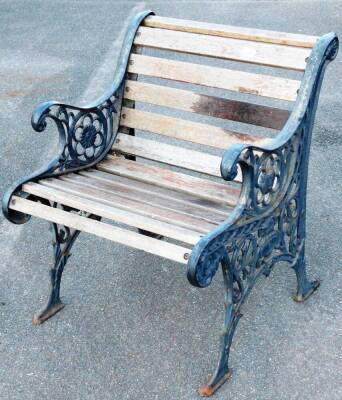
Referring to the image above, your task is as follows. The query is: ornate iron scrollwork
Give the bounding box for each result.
[192,33,338,396]
[188,33,339,289]
[28,198,99,325]
[2,9,154,224]
[32,95,119,173]
[1,8,155,322]
[189,130,300,290]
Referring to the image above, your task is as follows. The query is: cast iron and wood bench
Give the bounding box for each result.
[2,10,338,397]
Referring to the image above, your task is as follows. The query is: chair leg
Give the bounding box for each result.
[32,223,80,325]
[292,244,320,303]
[199,255,241,397]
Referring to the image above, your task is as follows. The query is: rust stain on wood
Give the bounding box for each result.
[219,127,267,143]
[237,86,259,96]
[191,93,289,130]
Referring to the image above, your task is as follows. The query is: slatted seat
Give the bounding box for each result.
[9,14,310,255]
[3,10,338,398]
[23,167,236,242]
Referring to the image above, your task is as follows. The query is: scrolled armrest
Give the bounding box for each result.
[221,31,338,184]
[188,32,339,289]
[30,8,155,167]
[31,95,121,171]
[2,9,153,224]
[31,8,154,134]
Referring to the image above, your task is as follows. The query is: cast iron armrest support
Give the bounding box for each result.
[188,34,338,395]
[2,10,153,224]
[187,32,338,289]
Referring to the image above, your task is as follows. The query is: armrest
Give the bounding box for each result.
[221,31,338,185]
[187,32,339,288]
[31,9,153,171]
[2,10,153,224]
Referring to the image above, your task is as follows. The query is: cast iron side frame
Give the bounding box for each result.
[2,9,154,224]
[186,33,339,396]
[1,9,153,324]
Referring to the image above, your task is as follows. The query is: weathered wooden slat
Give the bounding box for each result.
[9,196,190,264]
[98,156,241,205]
[21,182,202,245]
[61,173,227,224]
[123,80,289,130]
[128,54,300,101]
[143,16,318,48]
[112,133,223,177]
[78,169,231,215]
[120,107,269,148]
[134,27,311,70]
[41,177,218,234]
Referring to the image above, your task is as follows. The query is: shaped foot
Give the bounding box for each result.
[32,301,65,325]
[199,369,232,397]
[293,279,320,303]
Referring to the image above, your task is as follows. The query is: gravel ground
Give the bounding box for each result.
[0,1,341,399]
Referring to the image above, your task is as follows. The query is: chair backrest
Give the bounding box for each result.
[111,16,317,179]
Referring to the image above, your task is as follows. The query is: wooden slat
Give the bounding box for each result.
[134,27,311,70]
[41,177,218,234]
[61,173,227,224]
[9,196,190,264]
[98,156,241,205]
[128,54,300,101]
[123,80,289,130]
[120,107,270,148]
[78,169,231,215]
[112,133,223,177]
[143,16,318,48]
[21,182,202,245]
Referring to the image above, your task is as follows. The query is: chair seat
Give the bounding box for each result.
[19,156,240,262]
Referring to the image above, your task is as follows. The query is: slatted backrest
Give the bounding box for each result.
[111,16,317,178]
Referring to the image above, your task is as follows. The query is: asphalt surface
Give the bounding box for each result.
[0,1,342,399]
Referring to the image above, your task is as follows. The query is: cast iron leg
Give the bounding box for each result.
[199,255,241,397]
[32,223,80,325]
[292,245,320,303]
